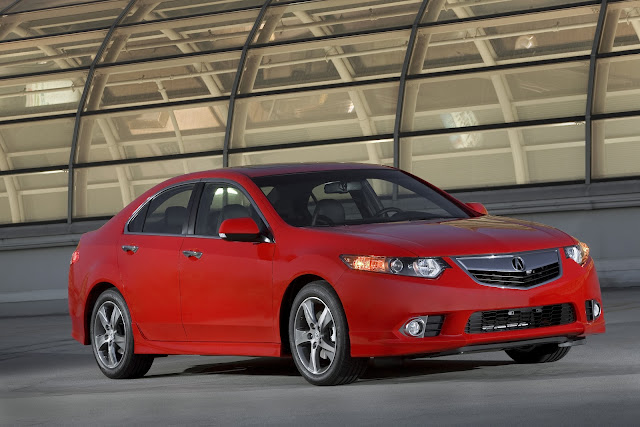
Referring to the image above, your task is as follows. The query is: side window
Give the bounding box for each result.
[128,184,194,234]
[195,183,262,236]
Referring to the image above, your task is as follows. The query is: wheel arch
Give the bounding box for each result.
[82,282,118,345]
[278,274,329,355]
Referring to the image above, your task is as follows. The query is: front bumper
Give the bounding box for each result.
[335,255,605,358]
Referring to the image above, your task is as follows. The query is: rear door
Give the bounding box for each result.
[118,183,197,341]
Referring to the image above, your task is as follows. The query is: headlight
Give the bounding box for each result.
[564,241,590,266]
[340,255,449,279]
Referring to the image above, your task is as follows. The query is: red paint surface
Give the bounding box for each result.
[69,163,605,357]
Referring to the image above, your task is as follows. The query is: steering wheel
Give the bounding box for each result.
[374,207,403,218]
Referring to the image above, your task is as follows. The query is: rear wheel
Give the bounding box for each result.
[505,343,571,364]
[90,289,153,379]
[289,281,367,386]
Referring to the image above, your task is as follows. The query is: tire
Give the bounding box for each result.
[90,289,154,379]
[505,343,571,364]
[289,280,367,386]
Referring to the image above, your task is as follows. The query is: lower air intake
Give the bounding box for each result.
[465,303,575,334]
[423,315,444,337]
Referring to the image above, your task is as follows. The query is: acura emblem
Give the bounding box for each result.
[512,257,526,272]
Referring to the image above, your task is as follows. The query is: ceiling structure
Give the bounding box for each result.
[0,0,638,225]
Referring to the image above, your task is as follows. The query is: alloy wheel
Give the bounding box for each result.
[93,301,127,369]
[293,297,337,375]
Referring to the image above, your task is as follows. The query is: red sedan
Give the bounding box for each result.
[69,163,605,385]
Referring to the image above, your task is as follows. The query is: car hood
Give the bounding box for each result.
[333,216,574,257]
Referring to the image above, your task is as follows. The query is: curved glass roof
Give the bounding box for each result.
[0,0,639,225]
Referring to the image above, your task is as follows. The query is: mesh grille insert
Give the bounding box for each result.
[465,303,576,334]
[468,262,560,288]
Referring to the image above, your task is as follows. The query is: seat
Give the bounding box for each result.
[205,210,220,236]
[312,199,345,225]
[216,204,250,234]
[164,206,187,234]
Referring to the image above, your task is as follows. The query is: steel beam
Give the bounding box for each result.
[586,0,610,184]
[67,0,141,222]
[222,0,275,167]
[394,0,434,169]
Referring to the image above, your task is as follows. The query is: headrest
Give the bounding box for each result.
[219,204,250,221]
[315,199,345,224]
[165,206,187,233]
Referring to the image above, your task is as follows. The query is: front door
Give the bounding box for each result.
[179,182,275,343]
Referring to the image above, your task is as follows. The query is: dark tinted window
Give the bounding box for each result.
[195,183,265,236]
[127,204,148,233]
[128,184,195,234]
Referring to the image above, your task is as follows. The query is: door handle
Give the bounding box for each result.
[182,250,203,259]
[121,245,139,253]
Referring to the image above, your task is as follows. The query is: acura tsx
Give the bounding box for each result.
[69,163,605,385]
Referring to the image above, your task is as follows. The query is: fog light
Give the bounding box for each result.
[586,300,602,321]
[593,301,601,318]
[405,318,426,337]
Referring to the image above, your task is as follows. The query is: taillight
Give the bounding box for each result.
[70,246,80,265]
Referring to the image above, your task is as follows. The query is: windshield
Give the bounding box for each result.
[252,169,470,227]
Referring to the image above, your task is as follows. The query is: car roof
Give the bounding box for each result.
[217,162,392,178]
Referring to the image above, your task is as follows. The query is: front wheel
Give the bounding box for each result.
[90,289,153,379]
[505,343,571,364]
[289,281,367,386]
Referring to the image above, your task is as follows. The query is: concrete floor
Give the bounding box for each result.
[1,289,639,426]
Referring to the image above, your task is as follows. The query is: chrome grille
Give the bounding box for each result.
[465,304,576,334]
[454,249,561,289]
[468,263,560,288]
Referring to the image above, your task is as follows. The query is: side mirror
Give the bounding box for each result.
[466,202,488,215]
[219,217,261,242]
